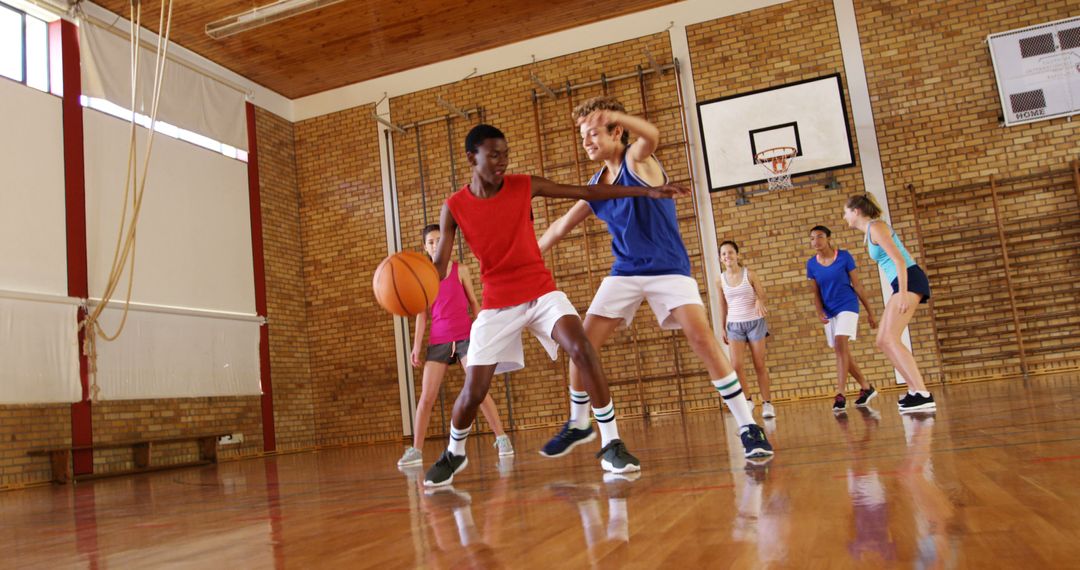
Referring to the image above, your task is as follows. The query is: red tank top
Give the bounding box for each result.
[446,174,556,309]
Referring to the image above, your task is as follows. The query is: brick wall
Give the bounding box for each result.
[89,398,263,472]
[0,405,70,488]
[255,108,316,450]
[688,0,899,401]
[293,105,402,445]
[855,0,1080,380]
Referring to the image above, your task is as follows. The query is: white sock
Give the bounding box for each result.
[448,423,471,456]
[713,372,755,430]
[570,388,591,429]
[592,401,620,446]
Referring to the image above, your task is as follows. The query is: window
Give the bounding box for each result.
[80,95,249,163]
[0,1,51,93]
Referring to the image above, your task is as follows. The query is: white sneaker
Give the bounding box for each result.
[397,446,423,467]
[761,402,776,418]
[494,434,515,456]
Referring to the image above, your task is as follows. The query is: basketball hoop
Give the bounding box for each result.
[755,147,797,191]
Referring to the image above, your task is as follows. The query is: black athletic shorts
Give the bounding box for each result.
[890,264,931,304]
[426,339,470,365]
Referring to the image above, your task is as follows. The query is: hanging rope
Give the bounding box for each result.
[80,0,174,400]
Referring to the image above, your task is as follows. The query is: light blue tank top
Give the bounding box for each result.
[865,220,915,284]
[587,146,691,277]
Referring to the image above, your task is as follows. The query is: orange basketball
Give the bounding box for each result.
[372,251,441,316]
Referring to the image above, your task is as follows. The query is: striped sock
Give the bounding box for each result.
[713,372,754,431]
[570,388,591,429]
[448,423,471,456]
[592,401,620,446]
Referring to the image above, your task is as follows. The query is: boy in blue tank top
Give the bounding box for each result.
[537,96,773,463]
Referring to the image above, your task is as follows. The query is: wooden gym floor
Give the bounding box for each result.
[3,374,1079,568]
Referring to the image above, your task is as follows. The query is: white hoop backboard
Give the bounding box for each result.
[988,16,1080,127]
[697,74,855,192]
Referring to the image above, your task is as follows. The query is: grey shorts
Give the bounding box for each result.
[426,340,470,365]
[726,318,769,342]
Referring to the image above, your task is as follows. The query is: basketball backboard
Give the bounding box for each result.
[697,73,856,192]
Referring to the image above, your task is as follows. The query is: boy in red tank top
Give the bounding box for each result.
[423,124,688,487]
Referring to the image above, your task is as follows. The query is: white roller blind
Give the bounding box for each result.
[83,108,256,314]
[90,304,261,400]
[0,78,68,296]
[79,20,248,150]
[0,295,81,404]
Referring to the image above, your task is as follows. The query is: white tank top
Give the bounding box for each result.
[721,267,761,323]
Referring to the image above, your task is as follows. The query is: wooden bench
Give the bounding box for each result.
[29,434,228,484]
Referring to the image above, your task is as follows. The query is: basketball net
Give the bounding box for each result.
[755,147,796,191]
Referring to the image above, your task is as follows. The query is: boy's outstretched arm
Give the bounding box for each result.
[432,203,459,280]
[538,200,592,254]
[530,176,688,201]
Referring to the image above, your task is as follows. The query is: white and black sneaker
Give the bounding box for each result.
[596,439,641,474]
[897,392,936,413]
[423,450,469,487]
[854,386,878,407]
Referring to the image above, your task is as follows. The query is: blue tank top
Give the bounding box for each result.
[865,220,915,284]
[587,147,691,277]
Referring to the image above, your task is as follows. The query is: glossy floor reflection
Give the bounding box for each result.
[4,375,1080,568]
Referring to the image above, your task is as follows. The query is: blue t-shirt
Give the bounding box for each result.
[806,249,860,319]
[587,147,691,277]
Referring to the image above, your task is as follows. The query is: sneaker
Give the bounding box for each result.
[898,392,936,413]
[739,424,774,459]
[493,435,515,457]
[539,421,597,458]
[423,451,469,487]
[761,401,776,419]
[397,446,423,467]
[833,394,847,414]
[596,439,641,474]
[854,386,878,407]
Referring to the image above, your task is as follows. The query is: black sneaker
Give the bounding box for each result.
[898,392,936,413]
[423,450,469,487]
[739,424,774,458]
[596,439,641,473]
[539,421,597,458]
[854,386,878,407]
[832,393,847,414]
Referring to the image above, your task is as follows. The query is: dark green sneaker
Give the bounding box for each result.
[423,450,468,487]
[596,439,641,474]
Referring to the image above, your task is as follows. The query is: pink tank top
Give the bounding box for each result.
[721,267,762,323]
[428,262,473,344]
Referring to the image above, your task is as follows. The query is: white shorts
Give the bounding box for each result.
[587,275,704,330]
[824,311,859,348]
[467,291,580,374]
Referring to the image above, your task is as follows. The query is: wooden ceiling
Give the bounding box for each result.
[91,0,681,99]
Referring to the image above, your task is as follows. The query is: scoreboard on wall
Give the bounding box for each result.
[988,16,1080,127]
